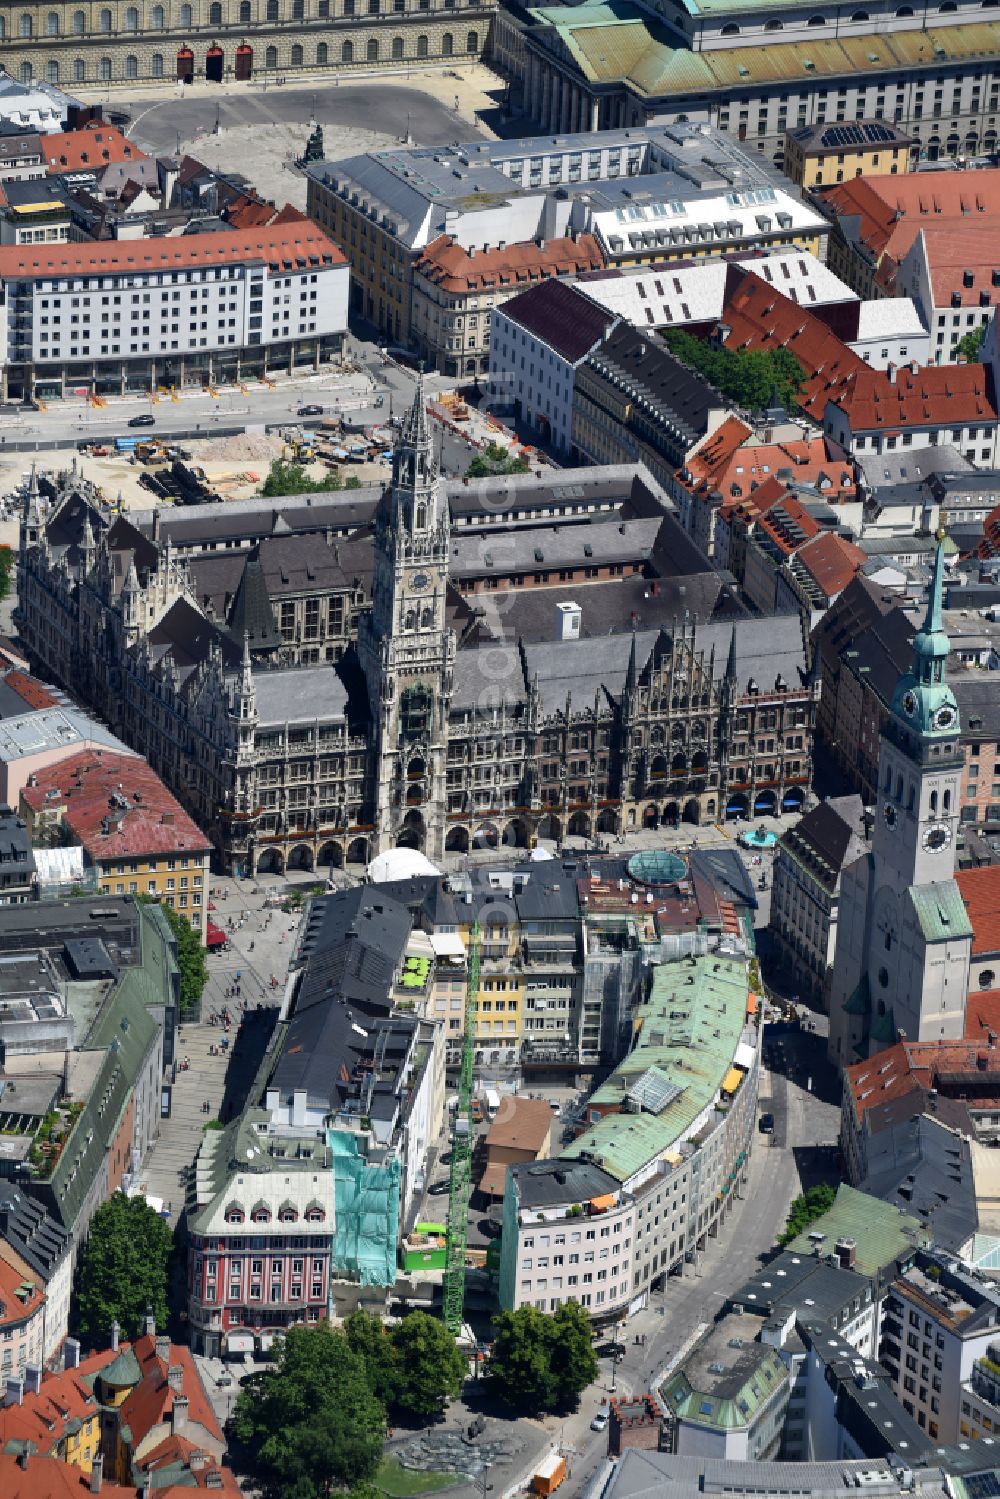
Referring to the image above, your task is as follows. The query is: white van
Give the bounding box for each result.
[485,1088,501,1120]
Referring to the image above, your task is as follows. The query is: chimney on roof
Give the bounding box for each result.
[23,1365,41,1396]
[63,1337,80,1370]
[90,1455,104,1494]
[167,1364,184,1395]
[155,1334,171,1364]
[886,361,896,384]
[171,1392,189,1432]
[17,1450,28,1470]
[110,1320,120,1352]
[5,1377,23,1407]
[835,1236,857,1270]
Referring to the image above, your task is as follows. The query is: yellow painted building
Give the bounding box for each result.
[20,749,212,939]
[784,121,918,191]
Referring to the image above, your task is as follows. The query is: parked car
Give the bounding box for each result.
[590,1408,610,1432]
[297,403,324,416]
[128,413,155,427]
[759,1111,775,1135]
[428,1179,451,1196]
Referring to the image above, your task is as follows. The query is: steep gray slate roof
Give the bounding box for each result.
[253,665,349,727]
[522,630,659,715]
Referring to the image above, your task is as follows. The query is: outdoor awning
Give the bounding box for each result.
[225,1332,254,1354]
[746,993,759,1016]
[206,922,227,949]
[734,1041,756,1071]
[430,931,466,959]
[721,1066,743,1095]
[590,1193,615,1212]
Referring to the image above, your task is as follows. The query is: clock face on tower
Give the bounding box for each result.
[883,802,897,830]
[411,573,430,591]
[922,823,953,852]
[934,704,958,731]
[902,691,918,718]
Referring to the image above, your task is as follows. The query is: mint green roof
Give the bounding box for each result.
[785,1185,929,1275]
[561,954,751,1184]
[39,902,171,1234]
[662,1344,786,1430]
[843,976,871,1016]
[889,535,959,737]
[98,1347,142,1390]
[870,1005,897,1045]
[908,880,973,944]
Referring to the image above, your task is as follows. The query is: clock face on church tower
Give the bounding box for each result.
[901,691,918,718]
[411,573,430,591]
[922,824,952,852]
[934,704,957,731]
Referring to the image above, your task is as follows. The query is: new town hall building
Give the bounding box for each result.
[15,385,816,875]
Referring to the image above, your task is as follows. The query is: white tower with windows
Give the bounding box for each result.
[827,533,972,1066]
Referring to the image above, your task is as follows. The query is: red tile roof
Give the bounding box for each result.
[1,669,58,711]
[122,1333,223,1448]
[721,269,870,421]
[909,224,1000,310]
[847,1037,1000,1117]
[721,269,998,431]
[824,170,1000,273]
[0,221,345,280]
[141,1435,241,1494]
[752,488,821,556]
[0,1453,134,1498]
[833,361,997,431]
[42,124,147,174]
[793,530,866,599]
[0,1349,118,1457]
[0,1254,45,1333]
[965,991,1000,1045]
[416,232,605,295]
[684,427,855,506]
[956,865,1000,957]
[21,749,211,862]
[679,414,754,493]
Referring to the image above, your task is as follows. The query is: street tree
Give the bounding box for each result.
[232,1323,385,1499]
[344,1307,399,1406]
[547,1301,599,1407]
[74,1193,172,1345]
[389,1311,467,1420]
[488,1306,558,1413]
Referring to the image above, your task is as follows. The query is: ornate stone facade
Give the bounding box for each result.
[0,0,493,89]
[16,402,818,876]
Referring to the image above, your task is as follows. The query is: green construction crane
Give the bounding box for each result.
[442,918,480,1335]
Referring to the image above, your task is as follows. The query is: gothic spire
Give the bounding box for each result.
[401,368,429,454]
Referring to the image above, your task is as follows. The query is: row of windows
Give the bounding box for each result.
[17,30,477,79]
[7,0,474,31]
[718,0,976,30]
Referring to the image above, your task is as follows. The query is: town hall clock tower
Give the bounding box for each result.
[827,532,972,1067]
[359,375,455,861]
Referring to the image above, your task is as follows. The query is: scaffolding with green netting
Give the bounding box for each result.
[442,919,480,1335]
[327,1127,399,1288]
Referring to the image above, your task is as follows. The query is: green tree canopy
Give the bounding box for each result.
[488,1306,558,1414]
[344,1307,467,1421]
[344,1307,399,1407]
[664,328,805,413]
[73,1193,173,1346]
[547,1301,599,1407]
[778,1181,837,1245]
[389,1310,467,1420]
[262,460,342,497]
[0,544,13,603]
[956,328,984,363]
[466,442,531,479]
[232,1323,385,1499]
